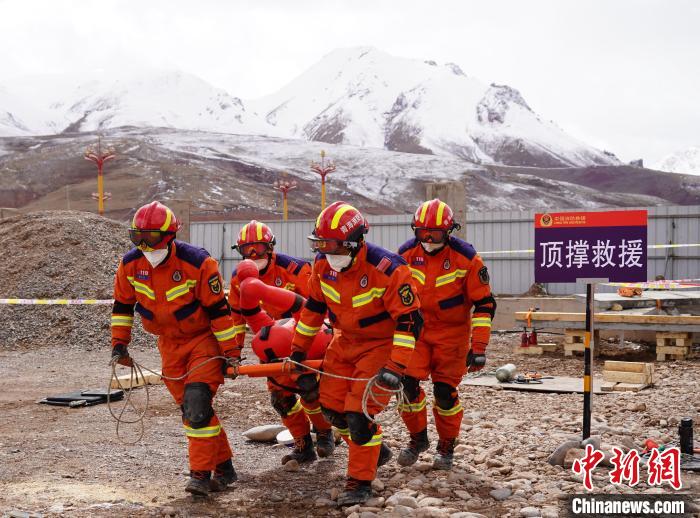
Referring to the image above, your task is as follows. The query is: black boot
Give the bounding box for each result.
[281,433,317,465]
[377,442,393,467]
[315,429,336,458]
[185,470,211,497]
[337,477,372,506]
[433,438,456,470]
[210,458,237,492]
[397,428,430,466]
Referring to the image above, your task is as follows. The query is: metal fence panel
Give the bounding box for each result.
[192,205,700,294]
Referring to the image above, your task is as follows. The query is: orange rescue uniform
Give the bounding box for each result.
[397,236,496,440]
[292,243,421,481]
[228,253,329,440]
[112,240,240,471]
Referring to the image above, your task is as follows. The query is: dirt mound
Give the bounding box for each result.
[0,210,153,350]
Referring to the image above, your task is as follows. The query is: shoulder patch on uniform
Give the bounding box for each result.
[123,247,143,266]
[448,237,477,260]
[366,242,406,276]
[478,266,490,285]
[398,238,420,255]
[174,240,210,268]
[398,283,415,306]
[208,273,222,294]
[231,267,238,280]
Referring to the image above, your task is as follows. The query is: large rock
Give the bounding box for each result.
[241,424,287,442]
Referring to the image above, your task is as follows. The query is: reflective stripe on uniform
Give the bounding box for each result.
[472,317,492,328]
[393,332,416,349]
[213,325,237,342]
[435,402,463,417]
[111,315,134,327]
[165,280,197,301]
[435,269,467,288]
[361,433,383,447]
[398,398,427,413]
[410,268,426,285]
[232,324,247,337]
[320,281,341,304]
[351,287,385,308]
[183,424,221,438]
[301,404,322,415]
[296,320,321,337]
[287,399,303,416]
[127,277,156,300]
[335,427,350,436]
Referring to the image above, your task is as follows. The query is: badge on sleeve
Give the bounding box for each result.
[398,283,415,306]
[478,266,490,285]
[208,274,222,294]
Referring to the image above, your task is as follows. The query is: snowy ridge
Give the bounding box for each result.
[0,47,618,167]
[655,147,700,176]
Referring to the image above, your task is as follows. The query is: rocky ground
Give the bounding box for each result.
[1,334,698,518]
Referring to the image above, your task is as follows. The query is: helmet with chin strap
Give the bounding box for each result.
[411,199,460,244]
[129,201,180,250]
[308,201,368,254]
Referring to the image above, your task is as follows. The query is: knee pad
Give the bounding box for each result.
[183,382,213,428]
[296,374,320,404]
[346,412,377,446]
[270,391,297,417]
[433,382,458,410]
[321,406,348,430]
[402,375,421,402]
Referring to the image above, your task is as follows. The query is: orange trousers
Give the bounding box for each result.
[400,325,468,440]
[267,373,331,439]
[320,334,392,481]
[159,332,233,471]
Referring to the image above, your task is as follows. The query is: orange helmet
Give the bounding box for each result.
[308,201,368,254]
[233,220,276,258]
[129,201,180,250]
[411,199,460,243]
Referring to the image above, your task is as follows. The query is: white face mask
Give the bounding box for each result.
[142,248,169,268]
[326,254,353,272]
[421,242,445,253]
[253,258,269,271]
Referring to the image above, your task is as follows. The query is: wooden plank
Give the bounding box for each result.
[564,343,585,356]
[603,361,647,373]
[613,382,648,392]
[656,332,692,339]
[603,370,650,384]
[462,375,608,394]
[656,345,690,355]
[513,345,544,355]
[110,371,162,389]
[515,312,700,325]
[540,342,559,352]
[601,381,618,392]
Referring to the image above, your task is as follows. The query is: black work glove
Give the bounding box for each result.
[376,366,402,390]
[289,350,307,372]
[466,350,487,373]
[111,343,133,367]
[296,373,320,403]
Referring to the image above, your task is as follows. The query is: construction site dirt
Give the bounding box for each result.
[1,335,699,517]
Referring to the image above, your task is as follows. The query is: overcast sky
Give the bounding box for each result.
[1,0,698,164]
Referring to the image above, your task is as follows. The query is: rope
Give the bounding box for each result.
[107,356,407,443]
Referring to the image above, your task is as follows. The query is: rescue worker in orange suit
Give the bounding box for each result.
[228,221,335,463]
[291,201,423,506]
[397,199,496,470]
[233,258,335,465]
[110,201,241,497]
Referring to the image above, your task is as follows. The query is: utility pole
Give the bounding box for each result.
[310,150,336,211]
[273,175,298,221]
[84,137,115,215]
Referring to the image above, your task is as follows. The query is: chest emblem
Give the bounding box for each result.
[411,257,424,266]
[323,270,338,282]
[275,276,283,287]
[172,270,182,282]
[443,259,451,270]
[360,274,368,288]
[136,269,150,281]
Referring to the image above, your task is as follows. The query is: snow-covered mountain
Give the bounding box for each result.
[0,69,261,136]
[655,147,700,175]
[0,48,619,167]
[250,47,618,167]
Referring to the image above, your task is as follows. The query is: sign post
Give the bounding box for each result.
[535,210,647,440]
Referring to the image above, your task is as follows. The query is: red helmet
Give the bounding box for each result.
[309,201,368,254]
[411,199,459,243]
[129,201,180,250]
[233,220,276,258]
